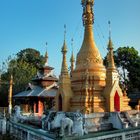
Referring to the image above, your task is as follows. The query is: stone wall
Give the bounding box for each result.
[84,112,112,132]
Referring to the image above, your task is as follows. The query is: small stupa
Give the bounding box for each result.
[55,25,73,112]
[103,21,131,112]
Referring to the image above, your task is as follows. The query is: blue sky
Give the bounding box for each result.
[0,0,140,76]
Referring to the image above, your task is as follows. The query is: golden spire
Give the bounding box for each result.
[75,0,104,71]
[8,75,13,115]
[70,38,75,73]
[61,25,68,75]
[44,42,49,66]
[107,21,116,69]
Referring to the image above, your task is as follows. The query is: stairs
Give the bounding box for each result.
[119,112,139,128]
[108,112,139,130]
[119,112,131,128]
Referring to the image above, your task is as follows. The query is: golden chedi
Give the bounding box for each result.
[55,0,131,114]
[70,0,106,113]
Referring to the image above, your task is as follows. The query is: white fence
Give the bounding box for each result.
[8,120,140,140]
[9,121,56,140]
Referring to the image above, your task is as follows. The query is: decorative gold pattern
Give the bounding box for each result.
[82,0,94,25]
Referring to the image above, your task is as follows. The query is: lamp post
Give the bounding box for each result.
[8,75,13,115]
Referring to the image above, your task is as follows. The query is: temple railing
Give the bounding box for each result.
[0,107,8,114]
[8,120,57,140]
[8,120,140,140]
[77,126,140,140]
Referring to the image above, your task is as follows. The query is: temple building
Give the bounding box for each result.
[3,1,140,139]
[55,0,131,114]
[14,51,58,116]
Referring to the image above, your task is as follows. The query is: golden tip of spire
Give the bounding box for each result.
[61,24,68,53]
[62,43,67,53]
[70,52,75,62]
[71,38,74,50]
[108,20,111,39]
[82,0,94,4]
[45,51,48,58]
[45,42,48,57]
[107,21,113,50]
[45,42,48,51]
[64,24,66,39]
[46,42,48,46]
[11,74,13,79]
[71,38,73,42]
[62,34,67,53]
[70,38,75,62]
[10,75,13,83]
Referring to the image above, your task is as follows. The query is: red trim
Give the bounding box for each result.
[34,103,36,113]
[38,100,43,116]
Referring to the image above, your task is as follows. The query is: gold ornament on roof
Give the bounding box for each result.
[44,42,49,66]
[82,0,94,5]
[61,24,67,53]
[82,0,94,26]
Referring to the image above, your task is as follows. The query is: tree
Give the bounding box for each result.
[128,57,140,90]
[104,46,140,92]
[0,48,45,106]
[16,48,45,68]
[114,47,140,91]
[10,60,37,93]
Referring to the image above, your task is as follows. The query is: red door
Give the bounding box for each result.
[38,100,43,116]
[114,91,120,111]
